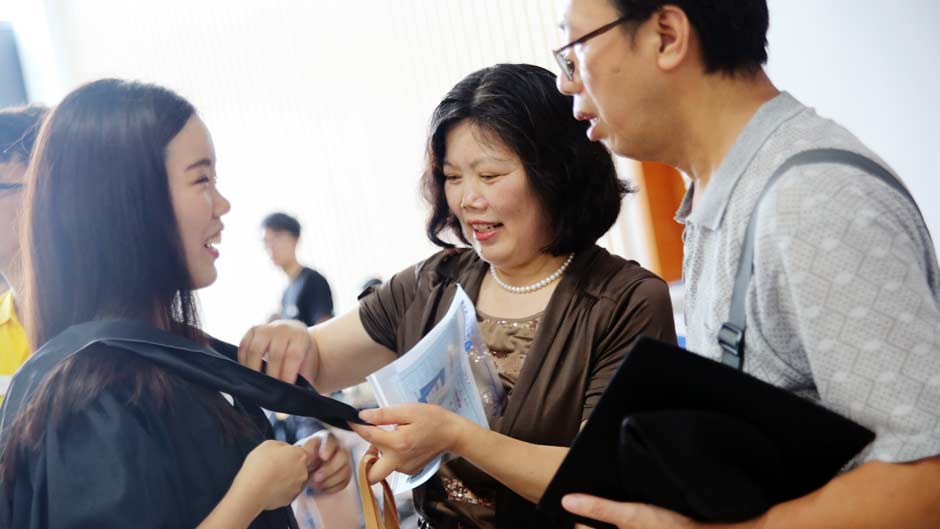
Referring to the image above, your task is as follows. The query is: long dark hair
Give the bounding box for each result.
[1,80,251,485]
[422,63,630,256]
[22,79,200,347]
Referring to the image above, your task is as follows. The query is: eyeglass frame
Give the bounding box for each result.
[553,15,631,81]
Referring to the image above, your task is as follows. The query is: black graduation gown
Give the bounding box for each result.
[0,320,362,529]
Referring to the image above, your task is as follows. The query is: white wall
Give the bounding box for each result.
[1,0,67,104]
[7,1,938,342]
[765,0,940,237]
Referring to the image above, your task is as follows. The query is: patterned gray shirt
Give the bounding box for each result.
[677,92,940,463]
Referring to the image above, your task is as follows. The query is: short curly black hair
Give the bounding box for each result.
[422,64,630,256]
[609,0,769,75]
[0,104,48,164]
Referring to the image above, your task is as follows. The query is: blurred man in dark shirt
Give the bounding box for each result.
[262,212,333,326]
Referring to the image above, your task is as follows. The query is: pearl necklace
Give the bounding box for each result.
[490,254,575,294]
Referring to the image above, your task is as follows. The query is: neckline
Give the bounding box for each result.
[679,91,805,231]
[477,309,545,323]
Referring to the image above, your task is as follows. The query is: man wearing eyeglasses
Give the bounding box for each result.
[0,104,46,405]
[554,1,940,528]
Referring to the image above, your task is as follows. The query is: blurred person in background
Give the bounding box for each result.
[263,212,334,326]
[0,104,47,406]
[259,212,329,458]
[358,276,383,300]
[261,212,355,529]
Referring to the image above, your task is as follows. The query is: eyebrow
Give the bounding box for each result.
[185,158,214,171]
[443,156,512,170]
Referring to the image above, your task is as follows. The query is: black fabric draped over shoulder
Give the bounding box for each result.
[0,319,361,529]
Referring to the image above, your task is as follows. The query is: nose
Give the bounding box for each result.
[214,186,231,218]
[459,178,486,211]
[557,72,575,95]
[556,57,582,96]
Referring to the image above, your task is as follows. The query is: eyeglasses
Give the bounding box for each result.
[553,15,630,81]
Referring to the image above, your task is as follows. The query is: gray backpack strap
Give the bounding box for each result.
[719,148,927,370]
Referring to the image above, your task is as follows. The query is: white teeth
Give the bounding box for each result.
[474,223,500,232]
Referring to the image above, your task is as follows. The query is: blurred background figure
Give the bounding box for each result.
[260,212,354,528]
[262,211,334,326]
[259,211,332,443]
[358,276,383,299]
[0,104,46,405]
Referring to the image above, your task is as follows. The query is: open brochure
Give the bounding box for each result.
[366,285,505,494]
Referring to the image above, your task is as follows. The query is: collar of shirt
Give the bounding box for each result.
[675,92,805,230]
[0,290,15,326]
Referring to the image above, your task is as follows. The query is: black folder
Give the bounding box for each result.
[537,337,874,528]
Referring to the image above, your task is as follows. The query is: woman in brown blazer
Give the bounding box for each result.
[239,64,676,529]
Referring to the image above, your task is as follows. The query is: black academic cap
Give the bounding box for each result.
[537,337,874,528]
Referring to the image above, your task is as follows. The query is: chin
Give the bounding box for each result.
[606,136,634,159]
[473,247,506,268]
[192,271,218,290]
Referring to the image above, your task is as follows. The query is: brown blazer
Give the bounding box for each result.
[359,246,677,529]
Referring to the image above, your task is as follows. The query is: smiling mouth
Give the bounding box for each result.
[204,232,221,253]
[469,222,503,242]
[472,222,503,233]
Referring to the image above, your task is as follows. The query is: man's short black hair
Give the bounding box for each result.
[0,104,48,164]
[610,0,769,75]
[262,212,301,239]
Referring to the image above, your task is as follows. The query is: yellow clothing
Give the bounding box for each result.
[0,290,31,405]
